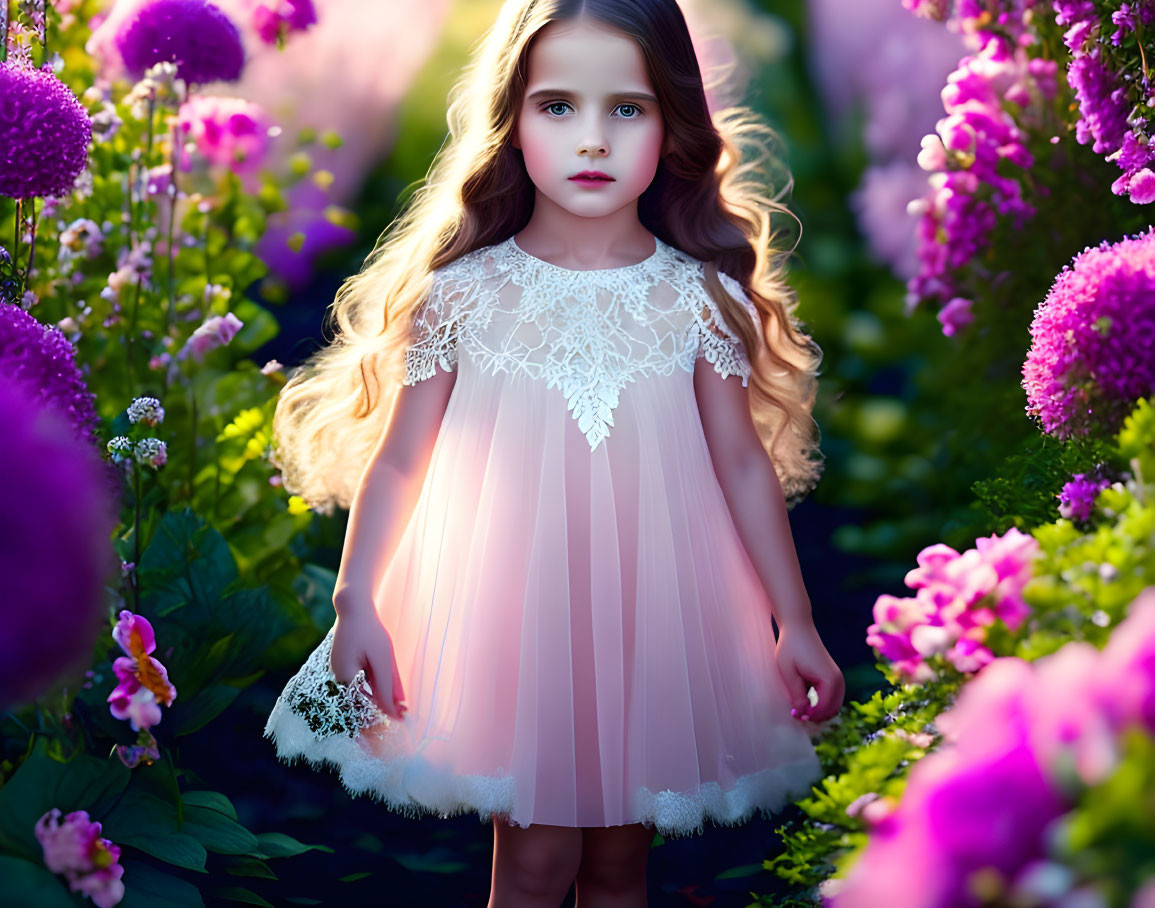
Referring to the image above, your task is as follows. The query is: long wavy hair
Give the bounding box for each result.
[272,0,824,516]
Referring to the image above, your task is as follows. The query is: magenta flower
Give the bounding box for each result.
[177,95,274,175]
[867,528,1038,681]
[249,0,317,46]
[1057,472,1110,521]
[34,808,125,908]
[906,31,1054,321]
[0,381,117,710]
[106,610,176,731]
[1022,226,1155,439]
[835,588,1155,906]
[0,61,92,200]
[179,311,244,360]
[115,0,245,85]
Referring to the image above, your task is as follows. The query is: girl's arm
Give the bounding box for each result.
[693,356,845,722]
[332,365,458,617]
[692,357,815,633]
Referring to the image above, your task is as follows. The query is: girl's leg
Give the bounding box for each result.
[573,823,652,908]
[489,816,583,908]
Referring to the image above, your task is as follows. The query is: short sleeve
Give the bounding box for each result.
[402,269,468,386]
[692,270,760,387]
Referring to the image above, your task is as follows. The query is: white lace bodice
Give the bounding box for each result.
[402,235,760,451]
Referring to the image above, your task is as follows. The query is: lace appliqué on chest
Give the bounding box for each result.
[403,238,757,450]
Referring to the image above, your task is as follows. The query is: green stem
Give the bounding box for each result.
[13,198,21,296]
[188,390,197,501]
[132,461,142,610]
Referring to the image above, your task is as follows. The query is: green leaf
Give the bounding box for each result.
[179,803,259,855]
[0,739,130,860]
[224,857,277,879]
[715,862,767,879]
[137,509,239,615]
[0,855,77,908]
[211,886,277,907]
[100,790,208,872]
[167,683,243,737]
[181,790,237,821]
[118,858,206,908]
[252,831,330,859]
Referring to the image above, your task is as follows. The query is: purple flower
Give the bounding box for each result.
[0,304,102,448]
[115,0,245,85]
[906,33,1049,320]
[1057,472,1110,521]
[0,381,117,710]
[0,62,92,200]
[250,0,317,46]
[1022,226,1155,439]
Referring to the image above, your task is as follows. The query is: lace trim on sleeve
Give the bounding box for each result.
[402,267,472,386]
[693,270,759,387]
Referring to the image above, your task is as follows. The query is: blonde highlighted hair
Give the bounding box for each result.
[272,0,823,516]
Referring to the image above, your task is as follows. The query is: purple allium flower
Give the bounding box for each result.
[0,381,117,710]
[1022,226,1155,439]
[250,0,317,46]
[115,0,245,85]
[0,62,92,200]
[0,304,101,448]
[1057,472,1110,521]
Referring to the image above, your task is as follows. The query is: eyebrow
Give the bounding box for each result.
[525,89,659,104]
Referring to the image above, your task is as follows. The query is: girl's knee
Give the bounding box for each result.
[492,820,582,900]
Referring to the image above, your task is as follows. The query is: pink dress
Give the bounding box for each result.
[264,235,823,836]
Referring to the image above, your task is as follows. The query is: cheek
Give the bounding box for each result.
[517,119,557,177]
[620,123,664,185]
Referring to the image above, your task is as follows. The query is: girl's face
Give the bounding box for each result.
[514,17,667,221]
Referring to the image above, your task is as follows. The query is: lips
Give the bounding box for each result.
[569,171,615,182]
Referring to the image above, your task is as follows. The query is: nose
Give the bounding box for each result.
[577,118,608,157]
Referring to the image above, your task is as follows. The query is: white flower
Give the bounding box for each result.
[127,396,165,426]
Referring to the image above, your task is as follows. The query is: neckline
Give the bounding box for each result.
[507,234,662,274]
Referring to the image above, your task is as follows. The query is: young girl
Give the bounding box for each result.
[264,0,844,905]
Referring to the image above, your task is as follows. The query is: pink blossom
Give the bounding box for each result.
[177,95,274,177]
[180,311,244,361]
[34,808,125,908]
[106,610,176,730]
[246,0,316,45]
[868,528,1038,680]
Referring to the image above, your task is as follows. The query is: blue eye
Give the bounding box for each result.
[544,101,572,116]
[616,103,641,118]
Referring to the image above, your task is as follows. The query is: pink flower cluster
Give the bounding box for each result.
[1022,226,1155,439]
[107,610,177,732]
[34,808,125,908]
[1053,0,1155,203]
[867,527,1038,682]
[829,586,1155,908]
[906,30,1058,323]
[177,95,274,177]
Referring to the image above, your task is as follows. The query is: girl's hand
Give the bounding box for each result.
[775,623,844,724]
[330,609,408,720]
